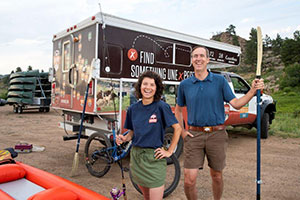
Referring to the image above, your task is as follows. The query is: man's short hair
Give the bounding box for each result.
[191,46,210,58]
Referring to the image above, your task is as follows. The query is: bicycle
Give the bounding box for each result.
[84,118,181,198]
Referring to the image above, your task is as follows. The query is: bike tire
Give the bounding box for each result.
[84,132,112,178]
[129,154,181,198]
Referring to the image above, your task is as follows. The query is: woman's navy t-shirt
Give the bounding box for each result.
[124,100,178,148]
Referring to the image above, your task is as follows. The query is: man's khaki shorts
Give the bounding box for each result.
[183,129,228,171]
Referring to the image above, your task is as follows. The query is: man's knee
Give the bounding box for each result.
[210,169,223,184]
[184,169,198,187]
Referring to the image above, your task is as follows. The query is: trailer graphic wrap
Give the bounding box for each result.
[99,25,239,82]
[51,13,242,131]
[52,25,96,113]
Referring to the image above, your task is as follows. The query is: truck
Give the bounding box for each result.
[50,12,275,158]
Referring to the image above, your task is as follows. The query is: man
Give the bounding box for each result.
[174,46,264,200]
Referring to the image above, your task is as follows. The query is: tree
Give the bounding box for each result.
[16,67,22,72]
[279,63,300,89]
[10,70,14,74]
[264,34,272,48]
[271,34,283,55]
[232,35,240,46]
[226,24,236,35]
[280,30,300,66]
[244,28,257,68]
[27,65,33,71]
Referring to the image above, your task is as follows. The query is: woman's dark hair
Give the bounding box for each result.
[134,71,164,101]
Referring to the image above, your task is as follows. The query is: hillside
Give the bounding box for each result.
[211,32,284,94]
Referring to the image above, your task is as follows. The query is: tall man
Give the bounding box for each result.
[175,46,264,200]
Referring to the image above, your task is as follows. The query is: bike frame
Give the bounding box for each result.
[91,129,132,163]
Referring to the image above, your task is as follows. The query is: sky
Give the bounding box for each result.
[0,0,299,75]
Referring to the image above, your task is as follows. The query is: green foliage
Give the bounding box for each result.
[16,67,22,72]
[244,28,257,68]
[226,24,236,35]
[232,35,240,46]
[272,92,300,113]
[0,90,8,99]
[279,63,300,89]
[270,113,300,138]
[269,93,300,138]
[27,65,33,71]
[280,30,300,66]
[264,34,272,48]
[271,34,283,55]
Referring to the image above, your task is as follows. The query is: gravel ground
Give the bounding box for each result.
[1,105,300,200]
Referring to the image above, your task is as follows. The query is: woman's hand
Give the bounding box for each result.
[115,134,126,146]
[154,147,172,159]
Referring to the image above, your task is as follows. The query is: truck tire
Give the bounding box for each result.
[261,112,269,139]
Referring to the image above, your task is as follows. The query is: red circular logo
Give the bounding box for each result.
[127,48,138,61]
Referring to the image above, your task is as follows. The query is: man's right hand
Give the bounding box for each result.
[183,130,194,139]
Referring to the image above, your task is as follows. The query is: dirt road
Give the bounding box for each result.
[1,105,300,200]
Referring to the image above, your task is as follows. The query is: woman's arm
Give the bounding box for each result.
[116,130,134,145]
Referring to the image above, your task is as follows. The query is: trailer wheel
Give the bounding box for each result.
[18,106,23,114]
[13,106,18,113]
[39,108,44,112]
[45,107,50,112]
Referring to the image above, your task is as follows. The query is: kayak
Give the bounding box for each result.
[0,162,109,200]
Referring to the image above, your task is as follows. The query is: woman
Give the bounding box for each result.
[116,71,181,200]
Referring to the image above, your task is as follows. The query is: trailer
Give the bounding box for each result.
[50,12,241,156]
[7,70,51,113]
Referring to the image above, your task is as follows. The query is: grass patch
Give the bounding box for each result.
[228,92,300,138]
[269,92,300,138]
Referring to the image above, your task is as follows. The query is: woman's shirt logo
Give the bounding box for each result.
[149,114,157,123]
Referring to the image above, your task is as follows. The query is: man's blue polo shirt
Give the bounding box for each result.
[177,72,236,126]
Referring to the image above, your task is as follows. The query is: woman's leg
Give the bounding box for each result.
[138,185,150,200]
[138,184,164,200]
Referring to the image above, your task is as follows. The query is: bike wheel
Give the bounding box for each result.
[130,154,181,198]
[84,132,112,177]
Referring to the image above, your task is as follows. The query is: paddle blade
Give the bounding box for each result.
[70,152,79,177]
[256,26,263,78]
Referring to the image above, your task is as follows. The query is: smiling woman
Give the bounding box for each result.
[116,71,182,200]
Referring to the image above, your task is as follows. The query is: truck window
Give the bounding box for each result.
[175,44,191,66]
[156,40,191,67]
[103,44,123,75]
[230,76,250,94]
[163,84,177,107]
[156,40,173,65]
[62,41,71,72]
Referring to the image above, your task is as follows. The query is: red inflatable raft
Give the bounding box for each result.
[0,162,109,200]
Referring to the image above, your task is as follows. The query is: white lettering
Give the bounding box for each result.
[167,69,178,80]
[130,64,166,79]
[140,51,155,64]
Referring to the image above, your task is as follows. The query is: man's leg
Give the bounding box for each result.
[184,168,198,200]
[210,168,223,200]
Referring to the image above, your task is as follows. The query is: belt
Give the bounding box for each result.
[188,125,225,133]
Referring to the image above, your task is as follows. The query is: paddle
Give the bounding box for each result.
[256,26,263,200]
[71,78,91,177]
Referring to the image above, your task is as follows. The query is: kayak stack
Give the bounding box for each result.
[7,70,51,113]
